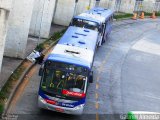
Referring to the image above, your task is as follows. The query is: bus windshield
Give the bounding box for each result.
[71,18,99,31]
[41,61,88,97]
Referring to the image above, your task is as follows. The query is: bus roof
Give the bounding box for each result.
[47,44,94,69]
[58,26,98,50]
[74,7,114,24]
[74,15,101,25]
[47,26,98,69]
[87,7,114,20]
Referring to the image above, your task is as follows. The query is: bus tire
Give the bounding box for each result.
[103,38,105,43]
[89,71,93,83]
[97,42,100,48]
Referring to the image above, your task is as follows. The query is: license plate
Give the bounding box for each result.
[55,108,64,112]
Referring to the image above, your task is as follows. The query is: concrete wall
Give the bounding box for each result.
[50,0,121,25]
[120,0,135,13]
[105,0,156,13]
[0,0,12,71]
[99,0,110,8]
[76,0,95,15]
[51,0,159,26]
[29,0,56,38]
[0,0,13,10]
[52,0,117,26]
[97,0,117,11]
[143,0,155,12]
[119,0,156,13]
[52,0,101,26]
[100,0,157,13]
[4,0,35,58]
[0,9,9,71]
[53,0,75,26]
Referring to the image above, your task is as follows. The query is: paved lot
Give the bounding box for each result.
[6,19,160,120]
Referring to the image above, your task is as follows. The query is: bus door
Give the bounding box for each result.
[105,16,113,38]
[108,16,113,35]
[101,23,107,43]
[105,20,110,36]
[97,24,104,46]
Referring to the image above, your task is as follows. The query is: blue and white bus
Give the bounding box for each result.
[70,7,114,46]
[38,26,98,114]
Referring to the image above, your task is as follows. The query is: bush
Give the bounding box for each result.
[0,104,4,115]
[156,12,160,16]
[0,63,26,114]
[114,13,133,19]
[144,12,152,16]
[0,92,7,100]
[35,43,44,52]
[35,28,66,51]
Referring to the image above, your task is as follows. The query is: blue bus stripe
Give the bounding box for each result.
[39,89,85,108]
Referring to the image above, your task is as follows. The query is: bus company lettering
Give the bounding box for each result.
[62,90,85,97]
[62,103,74,108]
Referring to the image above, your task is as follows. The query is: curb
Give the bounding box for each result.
[2,39,59,115]
[42,39,59,55]
[3,61,34,115]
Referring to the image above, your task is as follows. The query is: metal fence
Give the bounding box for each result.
[154,0,160,12]
[113,0,160,13]
[134,0,143,12]
[114,0,122,12]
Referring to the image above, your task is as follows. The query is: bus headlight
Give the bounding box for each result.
[74,104,84,110]
[39,96,46,104]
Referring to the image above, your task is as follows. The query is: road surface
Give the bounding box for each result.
[5,19,160,120]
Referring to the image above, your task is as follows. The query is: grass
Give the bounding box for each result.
[114,13,133,20]
[0,104,4,115]
[156,12,160,16]
[0,61,27,115]
[35,29,66,51]
[144,12,160,16]
[0,28,66,116]
[144,12,152,16]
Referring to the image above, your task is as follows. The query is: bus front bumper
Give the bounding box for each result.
[38,96,84,115]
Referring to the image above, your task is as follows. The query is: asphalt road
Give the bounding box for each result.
[5,19,160,120]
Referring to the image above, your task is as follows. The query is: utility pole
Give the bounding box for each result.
[114,0,121,12]
[95,0,100,7]
[107,0,110,8]
[38,0,45,46]
[154,0,160,12]
[88,0,92,10]
[73,0,78,17]
[52,0,58,23]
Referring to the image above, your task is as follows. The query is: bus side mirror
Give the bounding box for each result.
[99,25,103,32]
[39,68,43,76]
[89,71,93,83]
